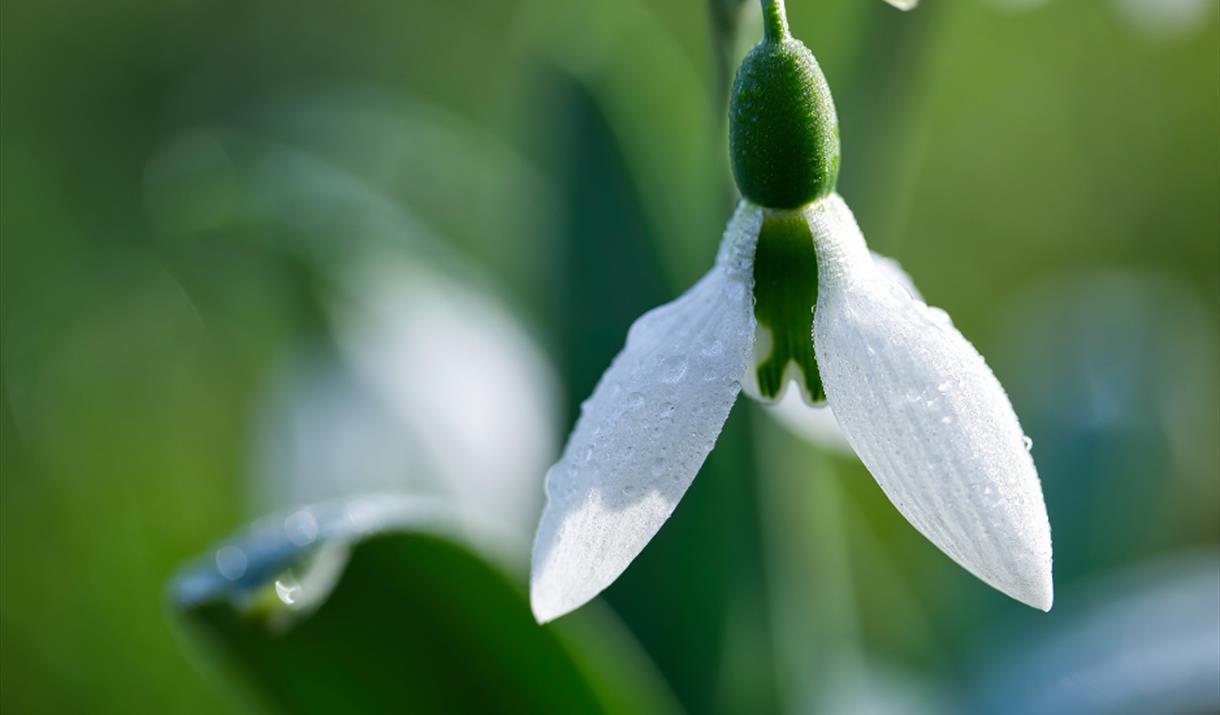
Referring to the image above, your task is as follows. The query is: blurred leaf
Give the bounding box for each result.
[171,497,677,715]
[519,0,725,286]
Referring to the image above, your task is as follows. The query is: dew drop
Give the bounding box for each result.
[927,307,955,330]
[215,546,247,581]
[701,339,725,357]
[275,578,301,606]
[626,392,646,409]
[284,510,318,547]
[659,356,688,384]
[1023,435,1034,451]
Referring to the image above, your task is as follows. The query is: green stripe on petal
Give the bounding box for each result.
[750,209,825,404]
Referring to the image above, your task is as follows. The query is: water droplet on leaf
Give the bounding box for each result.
[215,546,247,581]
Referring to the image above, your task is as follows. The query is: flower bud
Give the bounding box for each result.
[729,9,839,209]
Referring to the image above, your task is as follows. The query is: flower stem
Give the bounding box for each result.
[760,0,789,41]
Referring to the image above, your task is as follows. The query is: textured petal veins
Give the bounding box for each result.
[529,203,762,623]
[763,250,922,451]
[810,195,1053,610]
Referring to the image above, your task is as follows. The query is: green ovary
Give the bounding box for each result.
[752,210,825,403]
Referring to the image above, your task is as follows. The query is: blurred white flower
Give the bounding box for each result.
[975,551,1220,715]
[252,256,561,538]
[983,0,1216,39]
[172,88,569,540]
[530,194,1053,623]
[1114,0,1217,39]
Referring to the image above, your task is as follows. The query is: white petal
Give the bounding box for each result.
[530,202,762,623]
[809,194,1053,610]
[762,250,920,453]
[764,385,854,454]
[886,0,919,10]
[870,251,922,302]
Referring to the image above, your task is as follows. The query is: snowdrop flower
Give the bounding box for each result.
[252,256,560,538]
[531,0,1052,622]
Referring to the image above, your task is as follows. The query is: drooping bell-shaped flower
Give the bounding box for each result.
[530,0,1053,623]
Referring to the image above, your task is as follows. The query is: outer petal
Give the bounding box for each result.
[870,251,922,302]
[530,203,762,623]
[763,250,923,453]
[809,194,1053,610]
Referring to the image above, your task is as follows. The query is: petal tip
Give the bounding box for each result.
[1028,567,1054,613]
[529,580,559,624]
[530,594,559,625]
[1025,586,1054,613]
[1016,579,1054,612]
[999,555,1054,612]
[528,572,588,625]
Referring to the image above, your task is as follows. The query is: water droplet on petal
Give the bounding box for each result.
[659,356,688,384]
[1023,435,1034,451]
[926,307,955,330]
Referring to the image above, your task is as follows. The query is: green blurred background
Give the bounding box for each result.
[2,0,1218,713]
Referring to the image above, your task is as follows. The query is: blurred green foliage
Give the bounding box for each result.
[2,0,1217,713]
[171,504,677,715]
